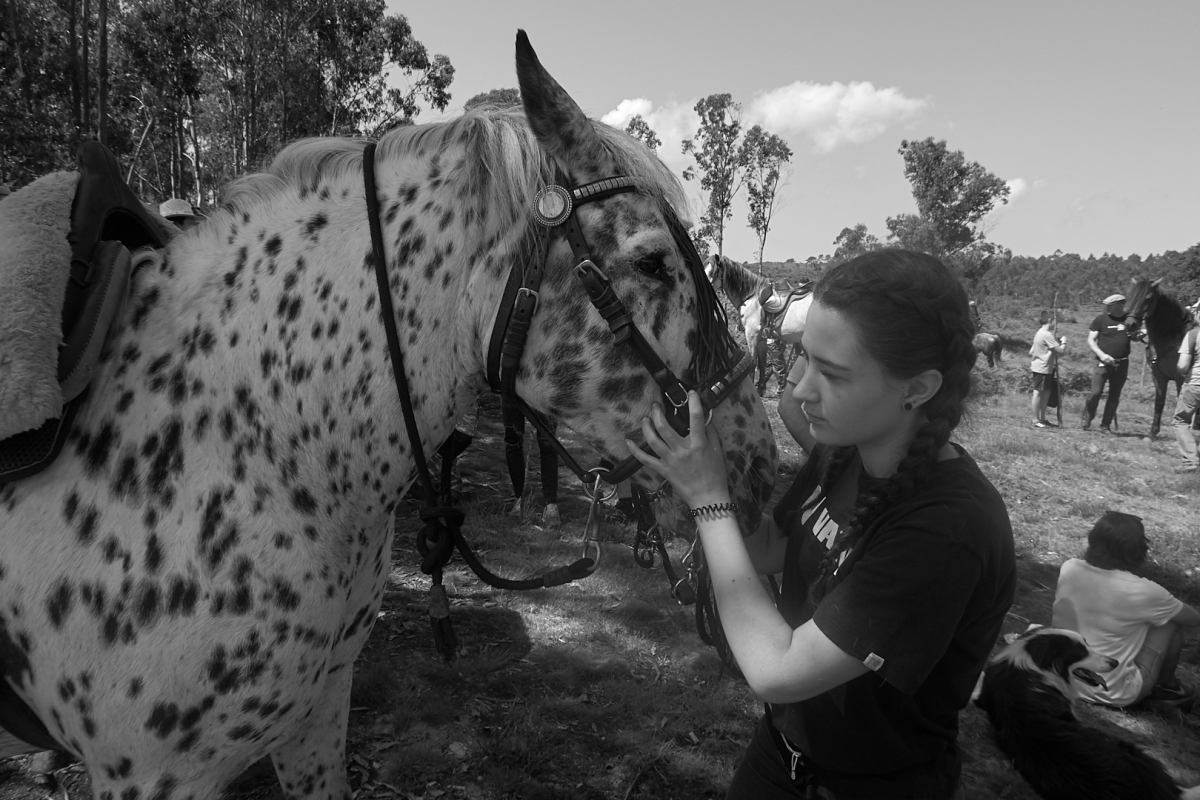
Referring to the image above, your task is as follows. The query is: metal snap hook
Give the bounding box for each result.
[582,467,618,503]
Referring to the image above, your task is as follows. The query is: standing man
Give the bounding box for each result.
[1083,293,1136,433]
[1172,325,1200,473]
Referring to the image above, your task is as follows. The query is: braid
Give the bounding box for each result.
[807,249,976,604]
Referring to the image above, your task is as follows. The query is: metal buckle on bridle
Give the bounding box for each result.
[515,287,539,316]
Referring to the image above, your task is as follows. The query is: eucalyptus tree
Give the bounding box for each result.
[682,93,743,256]
[0,0,453,209]
[624,114,661,153]
[739,125,791,267]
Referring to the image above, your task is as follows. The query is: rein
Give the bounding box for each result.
[363,145,595,660]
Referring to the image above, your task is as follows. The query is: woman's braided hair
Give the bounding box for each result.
[806,249,977,602]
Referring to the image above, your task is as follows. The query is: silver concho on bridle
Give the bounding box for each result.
[533,184,572,227]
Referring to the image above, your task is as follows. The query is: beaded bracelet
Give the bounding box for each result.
[688,502,741,519]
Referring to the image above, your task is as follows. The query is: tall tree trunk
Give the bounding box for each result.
[5,1,27,111]
[126,113,155,184]
[81,0,91,136]
[175,96,184,198]
[69,0,81,138]
[188,95,202,205]
[97,0,107,145]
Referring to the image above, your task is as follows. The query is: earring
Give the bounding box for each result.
[903,401,913,411]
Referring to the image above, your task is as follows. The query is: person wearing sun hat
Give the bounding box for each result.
[1082,293,1135,433]
[159,197,198,231]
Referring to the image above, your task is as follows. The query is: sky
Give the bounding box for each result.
[385,0,1200,263]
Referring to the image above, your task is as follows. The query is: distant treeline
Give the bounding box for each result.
[747,244,1200,310]
[974,244,1200,308]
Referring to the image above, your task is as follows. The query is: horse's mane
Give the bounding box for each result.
[213,107,738,384]
[220,108,690,231]
[716,257,769,307]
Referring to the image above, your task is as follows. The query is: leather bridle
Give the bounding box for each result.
[361,146,753,658]
[484,171,752,487]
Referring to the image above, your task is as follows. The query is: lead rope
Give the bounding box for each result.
[628,485,695,605]
[364,143,463,660]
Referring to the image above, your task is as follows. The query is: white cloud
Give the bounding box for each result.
[603,80,927,173]
[746,81,927,153]
[601,98,699,176]
[600,99,654,128]
[987,177,1046,221]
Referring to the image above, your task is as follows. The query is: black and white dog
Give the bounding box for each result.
[974,627,1200,800]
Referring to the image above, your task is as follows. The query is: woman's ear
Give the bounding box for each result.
[903,369,944,410]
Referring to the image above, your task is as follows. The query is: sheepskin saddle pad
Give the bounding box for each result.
[0,141,167,484]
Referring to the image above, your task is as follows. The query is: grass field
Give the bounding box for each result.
[3,310,1198,800]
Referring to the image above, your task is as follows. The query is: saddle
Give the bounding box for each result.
[759,279,812,340]
[0,141,168,485]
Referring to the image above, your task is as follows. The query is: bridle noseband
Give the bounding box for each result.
[484,171,752,486]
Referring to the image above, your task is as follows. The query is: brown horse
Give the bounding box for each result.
[1125,277,1195,437]
[974,332,1003,368]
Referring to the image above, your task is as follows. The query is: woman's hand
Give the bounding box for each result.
[625,391,731,509]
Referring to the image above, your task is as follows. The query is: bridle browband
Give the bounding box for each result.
[484,171,752,487]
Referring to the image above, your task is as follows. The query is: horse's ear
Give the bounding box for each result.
[515,30,604,168]
[1152,277,1164,288]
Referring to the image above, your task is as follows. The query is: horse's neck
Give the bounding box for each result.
[1145,293,1189,349]
[723,265,758,308]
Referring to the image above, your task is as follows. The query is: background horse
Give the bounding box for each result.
[705,254,811,394]
[705,254,810,347]
[0,32,775,800]
[1125,277,1195,437]
[973,332,1004,368]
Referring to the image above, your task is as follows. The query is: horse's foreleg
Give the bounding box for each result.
[1149,371,1175,438]
[270,663,354,800]
[270,517,394,799]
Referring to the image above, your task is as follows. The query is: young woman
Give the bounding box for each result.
[629,250,1016,799]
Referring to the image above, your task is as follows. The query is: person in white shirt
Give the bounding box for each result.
[1052,511,1200,709]
[1029,310,1066,428]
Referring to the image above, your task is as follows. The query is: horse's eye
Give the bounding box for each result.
[636,255,666,277]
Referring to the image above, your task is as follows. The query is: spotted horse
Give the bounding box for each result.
[0,31,776,800]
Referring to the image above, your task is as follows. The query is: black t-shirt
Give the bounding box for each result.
[769,444,1015,797]
[1089,312,1134,359]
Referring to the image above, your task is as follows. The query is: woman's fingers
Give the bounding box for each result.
[629,391,711,466]
[687,390,707,444]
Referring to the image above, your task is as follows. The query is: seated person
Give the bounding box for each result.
[1051,511,1200,709]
